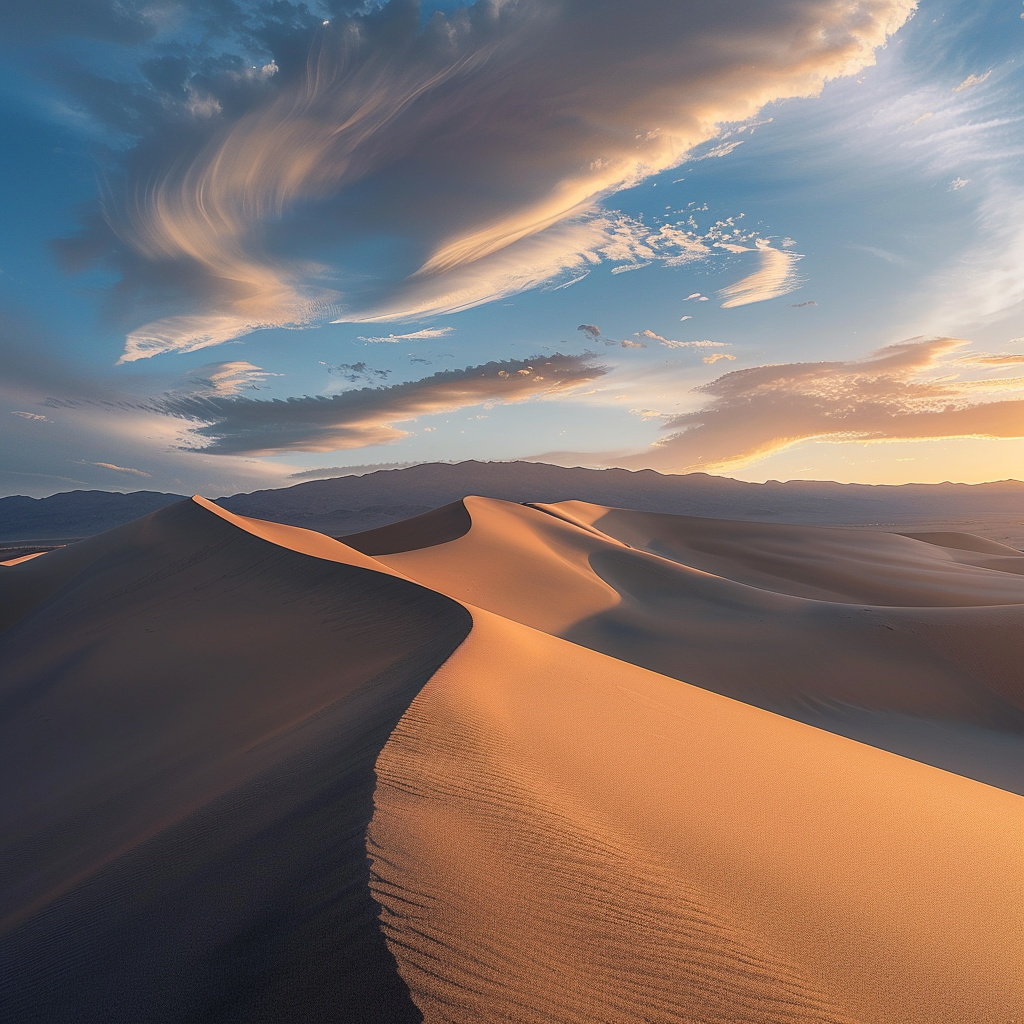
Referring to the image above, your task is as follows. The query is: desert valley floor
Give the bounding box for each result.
[1,495,1022,1022]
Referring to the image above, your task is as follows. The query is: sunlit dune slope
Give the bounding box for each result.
[365,496,1024,792]
[0,496,469,1023]
[369,608,1024,1024]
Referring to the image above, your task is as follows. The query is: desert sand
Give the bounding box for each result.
[1,495,1021,1022]
[367,496,1024,793]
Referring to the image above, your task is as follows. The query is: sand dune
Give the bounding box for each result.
[2,494,1022,1021]
[369,496,1024,793]
[0,497,469,1022]
[370,608,1023,1024]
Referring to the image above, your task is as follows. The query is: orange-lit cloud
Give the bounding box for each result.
[620,337,1024,473]
[159,353,606,454]
[98,0,912,357]
[174,361,283,397]
[88,461,152,476]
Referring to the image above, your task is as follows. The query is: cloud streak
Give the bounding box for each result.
[620,337,1024,473]
[60,0,913,358]
[717,244,804,308]
[158,353,606,454]
[639,330,726,350]
[88,461,152,476]
[175,361,283,397]
[357,327,454,342]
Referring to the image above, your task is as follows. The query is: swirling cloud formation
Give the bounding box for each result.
[96,0,914,360]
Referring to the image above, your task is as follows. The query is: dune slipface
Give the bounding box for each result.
[0,497,470,1023]
[2,495,1022,1023]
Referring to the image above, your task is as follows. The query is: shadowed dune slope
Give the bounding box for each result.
[551,502,1024,604]
[342,500,472,556]
[374,496,1024,793]
[0,497,470,1023]
[368,608,1023,1024]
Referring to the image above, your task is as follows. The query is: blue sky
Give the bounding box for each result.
[1,0,1022,497]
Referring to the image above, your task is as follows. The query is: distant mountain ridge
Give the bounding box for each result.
[0,489,187,544]
[2,461,1023,546]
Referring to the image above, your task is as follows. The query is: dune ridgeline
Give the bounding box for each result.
[1,494,1021,1023]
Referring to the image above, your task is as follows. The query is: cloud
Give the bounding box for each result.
[88,461,152,477]
[177,361,283,397]
[620,337,1024,473]
[960,353,1024,366]
[791,32,1024,334]
[11,410,50,422]
[640,330,725,350]
[357,327,454,343]
[158,353,606,454]
[717,245,803,308]
[51,0,913,357]
[788,300,818,308]
[0,314,295,497]
[954,71,992,93]
[321,361,391,384]
[339,211,722,324]
[577,324,602,340]
[691,140,745,160]
[702,353,737,365]
[948,177,969,191]
[928,183,1024,331]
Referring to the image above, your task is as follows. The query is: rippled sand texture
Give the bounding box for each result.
[2,494,1022,1022]
[369,610,1022,1024]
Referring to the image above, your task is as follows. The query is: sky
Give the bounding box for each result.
[1,0,1023,497]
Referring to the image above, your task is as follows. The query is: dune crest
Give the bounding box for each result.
[0,496,470,1022]
[372,496,1024,793]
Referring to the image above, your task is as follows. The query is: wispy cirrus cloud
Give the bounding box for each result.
[87,461,152,477]
[357,327,453,343]
[175,361,283,397]
[158,353,606,454]
[954,71,992,93]
[619,337,1024,473]
[638,330,727,350]
[717,244,804,308]
[51,0,913,358]
[772,21,1024,333]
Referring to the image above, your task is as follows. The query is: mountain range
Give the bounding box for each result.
[2,461,1022,550]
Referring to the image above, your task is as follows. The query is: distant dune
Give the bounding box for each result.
[1,494,1021,1022]
[363,497,1024,792]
